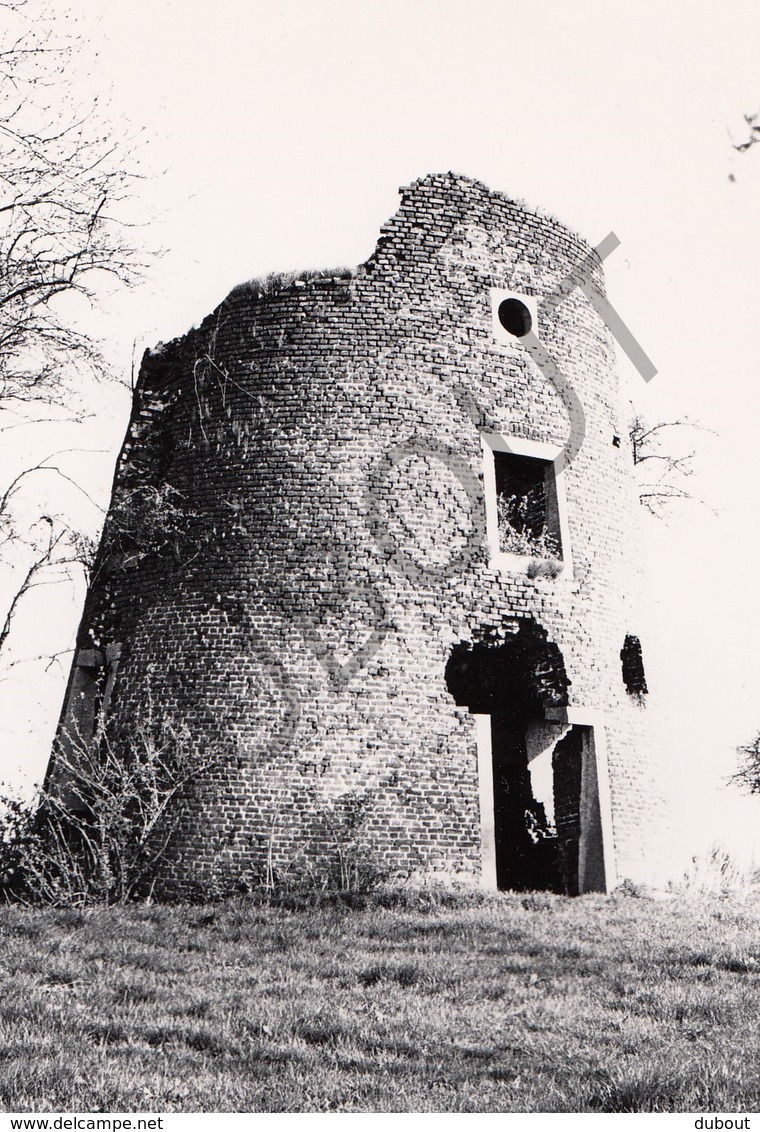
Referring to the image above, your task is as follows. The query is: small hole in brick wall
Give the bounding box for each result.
[621,634,648,697]
[498,298,532,338]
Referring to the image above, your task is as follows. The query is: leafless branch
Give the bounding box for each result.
[0,1,151,670]
[629,415,714,518]
[733,112,760,153]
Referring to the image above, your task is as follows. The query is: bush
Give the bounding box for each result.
[731,731,760,795]
[677,845,760,901]
[497,493,560,561]
[0,720,227,906]
[526,557,563,580]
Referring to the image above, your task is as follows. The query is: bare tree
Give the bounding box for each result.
[0,456,99,662]
[0,0,142,411]
[0,0,144,669]
[629,415,712,519]
[730,732,760,796]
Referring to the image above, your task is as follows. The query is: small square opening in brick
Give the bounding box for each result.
[621,634,648,697]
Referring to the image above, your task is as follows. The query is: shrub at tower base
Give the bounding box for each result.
[1,719,229,904]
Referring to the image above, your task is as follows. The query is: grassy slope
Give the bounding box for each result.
[0,891,758,1113]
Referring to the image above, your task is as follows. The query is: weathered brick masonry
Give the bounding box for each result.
[52,173,667,896]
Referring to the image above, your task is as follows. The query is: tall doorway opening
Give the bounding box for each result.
[446,621,608,894]
[490,713,556,891]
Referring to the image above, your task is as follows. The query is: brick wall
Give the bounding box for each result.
[53,172,668,896]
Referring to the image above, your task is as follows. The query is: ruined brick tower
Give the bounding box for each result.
[53,173,665,896]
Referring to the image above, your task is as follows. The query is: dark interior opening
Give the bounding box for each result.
[491,714,557,890]
[493,451,562,559]
[621,633,648,696]
[445,620,570,719]
[446,620,572,893]
[494,451,547,541]
[552,727,584,895]
[498,297,532,337]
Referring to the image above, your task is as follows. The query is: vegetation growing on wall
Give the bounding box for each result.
[497,493,561,560]
[0,719,228,905]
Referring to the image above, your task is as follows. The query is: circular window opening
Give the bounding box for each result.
[498,298,532,338]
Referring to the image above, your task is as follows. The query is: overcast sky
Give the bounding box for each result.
[2,0,760,872]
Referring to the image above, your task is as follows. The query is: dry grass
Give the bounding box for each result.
[1,890,759,1112]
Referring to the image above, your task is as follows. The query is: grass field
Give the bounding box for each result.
[0,889,759,1113]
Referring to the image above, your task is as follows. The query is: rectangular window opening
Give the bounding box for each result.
[494,450,562,561]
